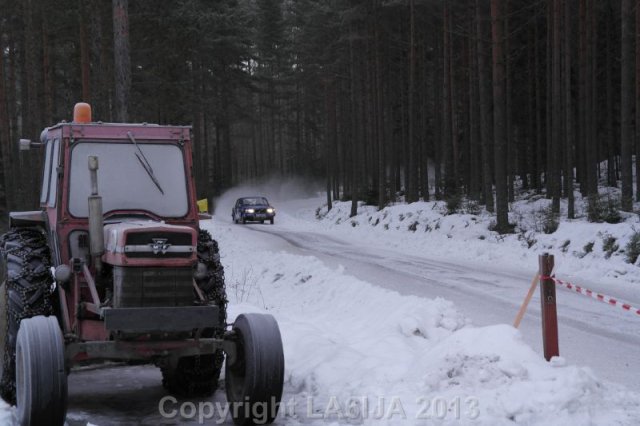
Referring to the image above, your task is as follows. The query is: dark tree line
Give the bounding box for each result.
[1,0,640,232]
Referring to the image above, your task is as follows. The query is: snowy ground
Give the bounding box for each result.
[3,184,640,425]
[205,185,640,425]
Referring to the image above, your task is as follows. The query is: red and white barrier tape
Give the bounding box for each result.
[540,275,640,316]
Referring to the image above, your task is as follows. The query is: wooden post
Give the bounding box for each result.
[539,253,559,360]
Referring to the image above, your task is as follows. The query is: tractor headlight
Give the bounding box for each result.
[266,208,274,213]
[245,208,255,213]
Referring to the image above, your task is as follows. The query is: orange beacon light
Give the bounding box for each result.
[73,102,92,123]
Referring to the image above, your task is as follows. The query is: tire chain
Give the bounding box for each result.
[0,228,54,402]
[196,229,228,333]
[192,229,227,387]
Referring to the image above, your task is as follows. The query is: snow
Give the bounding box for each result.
[0,402,11,425]
[2,183,640,424]
[201,193,640,425]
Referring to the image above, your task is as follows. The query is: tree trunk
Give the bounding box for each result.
[113,0,131,122]
[468,6,481,200]
[325,80,334,211]
[491,0,509,231]
[23,0,42,208]
[505,0,515,202]
[636,0,640,201]
[375,5,386,209]
[564,0,575,219]
[442,4,456,197]
[587,0,598,195]
[578,0,588,194]
[476,0,494,211]
[41,16,53,124]
[349,35,358,218]
[527,26,537,191]
[407,0,418,203]
[621,0,634,211]
[606,13,617,188]
[79,0,91,102]
[535,16,544,193]
[551,0,562,214]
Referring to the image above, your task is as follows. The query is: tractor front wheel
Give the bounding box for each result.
[15,315,67,426]
[225,313,285,425]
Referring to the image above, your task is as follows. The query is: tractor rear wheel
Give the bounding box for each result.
[0,228,56,405]
[226,313,285,425]
[15,315,67,426]
[161,229,228,396]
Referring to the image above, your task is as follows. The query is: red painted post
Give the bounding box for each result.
[539,253,559,360]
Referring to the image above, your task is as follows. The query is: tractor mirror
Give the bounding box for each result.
[18,139,43,151]
[19,139,32,151]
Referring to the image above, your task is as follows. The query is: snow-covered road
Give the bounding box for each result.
[233,206,640,393]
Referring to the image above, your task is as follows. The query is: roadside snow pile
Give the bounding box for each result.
[422,326,639,425]
[205,220,640,425]
[311,198,640,285]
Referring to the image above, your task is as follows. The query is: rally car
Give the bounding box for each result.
[232,196,276,224]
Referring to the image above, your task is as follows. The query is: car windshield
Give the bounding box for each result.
[241,197,269,206]
[68,141,189,218]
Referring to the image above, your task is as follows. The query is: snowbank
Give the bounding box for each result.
[206,220,640,425]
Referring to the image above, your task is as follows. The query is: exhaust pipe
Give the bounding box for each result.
[88,156,104,273]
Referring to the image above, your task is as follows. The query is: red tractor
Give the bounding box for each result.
[0,103,284,425]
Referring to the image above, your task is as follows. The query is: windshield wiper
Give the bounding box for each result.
[126,131,165,195]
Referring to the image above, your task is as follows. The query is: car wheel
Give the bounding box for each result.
[270,218,274,225]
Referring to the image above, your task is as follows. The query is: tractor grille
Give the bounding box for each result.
[126,232,193,245]
[113,266,194,307]
[124,231,194,259]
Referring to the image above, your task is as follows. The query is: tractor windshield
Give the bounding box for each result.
[68,141,189,218]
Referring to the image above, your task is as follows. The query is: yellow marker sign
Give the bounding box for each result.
[197,198,209,213]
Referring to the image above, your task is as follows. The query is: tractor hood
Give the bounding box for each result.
[102,221,197,267]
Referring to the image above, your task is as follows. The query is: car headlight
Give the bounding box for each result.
[245,208,255,213]
[266,208,274,213]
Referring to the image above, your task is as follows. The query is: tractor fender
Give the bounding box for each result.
[9,211,46,229]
